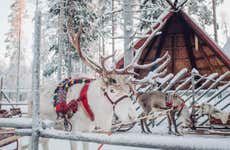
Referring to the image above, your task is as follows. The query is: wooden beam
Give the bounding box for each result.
[198,65,226,71]
[199,45,215,73]
[0,136,19,147]
[140,37,158,65]
[205,45,226,73]
[178,0,188,8]
[196,55,216,60]
[171,36,175,74]
[165,0,176,9]
[174,0,178,7]
[181,16,198,69]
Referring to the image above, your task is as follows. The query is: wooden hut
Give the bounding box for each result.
[117,3,230,80]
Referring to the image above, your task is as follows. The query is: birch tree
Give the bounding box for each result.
[123,0,134,66]
[4,0,30,101]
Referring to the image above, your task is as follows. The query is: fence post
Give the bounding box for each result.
[30,2,41,150]
[191,68,196,130]
[0,77,3,109]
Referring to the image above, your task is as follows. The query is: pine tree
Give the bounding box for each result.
[138,0,166,31]
[42,0,102,78]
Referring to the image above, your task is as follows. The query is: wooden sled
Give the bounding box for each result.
[209,115,230,126]
[187,128,230,136]
[186,114,230,136]
[0,129,19,150]
[0,108,22,118]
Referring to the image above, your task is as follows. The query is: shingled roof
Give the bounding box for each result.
[117,6,230,80]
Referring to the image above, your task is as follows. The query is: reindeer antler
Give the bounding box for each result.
[68,18,170,77]
[131,53,171,86]
[114,51,170,75]
[100,50,117,72]
[68,20,103,74]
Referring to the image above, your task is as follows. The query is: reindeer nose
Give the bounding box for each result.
[128,114,134,121]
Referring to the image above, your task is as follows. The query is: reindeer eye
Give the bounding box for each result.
[113,79,117,83]
[110,89,115,93]
[109,78,117,84]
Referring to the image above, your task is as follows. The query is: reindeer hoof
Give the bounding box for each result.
[141,130,148,134]
[175,132,182,136]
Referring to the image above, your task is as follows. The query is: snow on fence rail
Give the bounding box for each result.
[0,103,27,106]
[0,118,55,129]
[10,128,230,150]
[2,118,230,150]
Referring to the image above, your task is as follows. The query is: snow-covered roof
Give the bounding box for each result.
[117,6,230,81]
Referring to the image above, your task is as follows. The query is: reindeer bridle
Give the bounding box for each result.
[101,87,129,121]
[103,91,129,110]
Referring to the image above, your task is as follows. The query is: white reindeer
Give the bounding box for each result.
[22,22,170,150]
[196,103,230,126]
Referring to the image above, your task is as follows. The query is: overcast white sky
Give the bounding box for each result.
[0,0,230,57]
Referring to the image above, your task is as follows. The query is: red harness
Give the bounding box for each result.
[166,101,185,109]
[165,94,185,109]
[55,82,95,121]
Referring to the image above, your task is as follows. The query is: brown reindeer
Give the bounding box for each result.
[137,90,192,135]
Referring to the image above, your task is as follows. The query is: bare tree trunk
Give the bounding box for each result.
[57,0,65,80]
[223,22,229,40]
[0,78,3,109]
[16,0,23,102]
[123,0,133,66]
[102,36,105,56]
[111,0,115,62]
[67,45,72,78]
[212,0,218,43]
[30,1,41,149]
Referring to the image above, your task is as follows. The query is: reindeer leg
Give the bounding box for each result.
[167,112,172,134]
[41,139,49,150]
[208,114,214,129]
[140,119,147,133]
[144,119,152,133]
[83,142,89,150]
[171,110,181,136]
